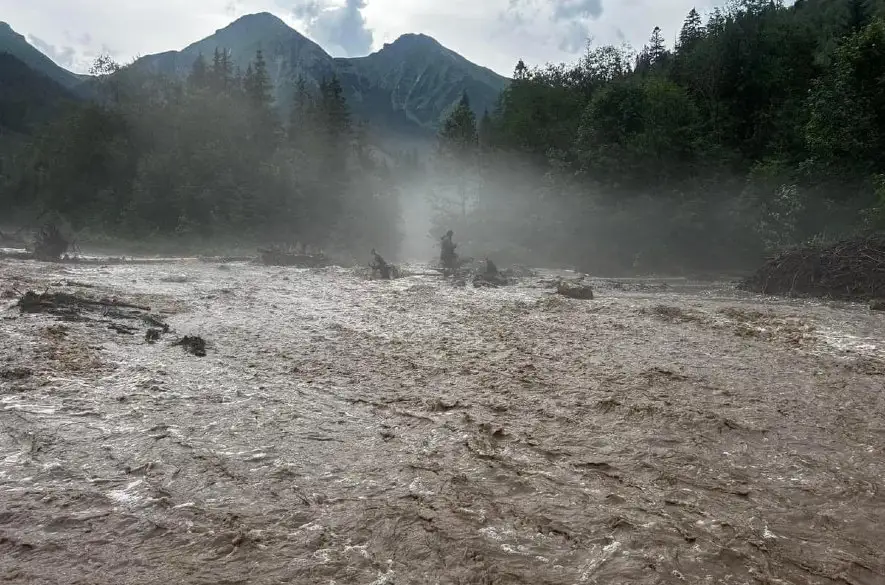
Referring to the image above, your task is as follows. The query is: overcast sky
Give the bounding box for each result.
[0,0,719,76]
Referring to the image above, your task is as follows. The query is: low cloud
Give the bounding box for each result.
[552,0,604,21]
[558,21,591,53]
[290,0,373,56]
[27,34,77,68]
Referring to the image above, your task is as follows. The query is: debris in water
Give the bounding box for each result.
[173,335,207,357]
[871,299,885,311]
[258,245,329,267]
[32,223,70,262]
[370,248,393,279]
[1,367,33,380]
[16,290,170,344]
[740,235,885,300]
[142,315,170,332]
[473,258,510,288]
[556,280,594,300]
[108,323,137,335]
[17,291,150,315]
[145,329,162,343]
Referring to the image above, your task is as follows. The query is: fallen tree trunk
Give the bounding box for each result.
[258,247,329,267]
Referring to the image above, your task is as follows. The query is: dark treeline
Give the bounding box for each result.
[430,0,885,273]
[0,48,402,258]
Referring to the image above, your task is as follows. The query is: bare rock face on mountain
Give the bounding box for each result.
[335,33,508,140]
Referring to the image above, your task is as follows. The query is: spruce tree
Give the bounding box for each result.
[247,49,274,110]
[649,26,667,64]
[678,9,704,51]
[188,54,209,90]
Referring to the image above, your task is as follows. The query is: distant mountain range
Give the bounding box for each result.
[0,14,510,144]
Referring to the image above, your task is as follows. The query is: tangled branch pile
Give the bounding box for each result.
[740,235,885,300]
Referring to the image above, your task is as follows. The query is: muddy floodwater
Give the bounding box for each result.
[2,257,884,584]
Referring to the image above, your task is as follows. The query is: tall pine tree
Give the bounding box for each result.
[188,54,209,90]
[678,9,704,50]
[246,49,273,109]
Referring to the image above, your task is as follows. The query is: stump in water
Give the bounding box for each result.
[370,249,392,279]
[740,235,885,300]
[174,335,207,357]
[556,280,595,300]
[32,224,70,262]
[473,258,510,288]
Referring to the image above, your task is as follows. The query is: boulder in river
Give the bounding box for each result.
[556,280,594,300]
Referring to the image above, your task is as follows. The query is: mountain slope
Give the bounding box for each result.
[0,14,509,142]
[131,13,509,139]
[133,13,337,102]
[0,52,78,134]
[336,33,507,137]
[0,22,83,88]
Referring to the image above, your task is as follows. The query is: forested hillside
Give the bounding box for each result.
[429,0,885,272]
[1,51,403,259]
[0,53,77,134]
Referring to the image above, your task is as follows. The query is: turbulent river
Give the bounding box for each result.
[1,257,884,584]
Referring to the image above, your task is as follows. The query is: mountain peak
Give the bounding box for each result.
[222,12,292,34]
[0,21,21,37]
[385,33,443,51]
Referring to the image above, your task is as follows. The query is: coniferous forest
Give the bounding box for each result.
[2,0,885,272]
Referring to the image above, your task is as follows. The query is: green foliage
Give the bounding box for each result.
[806,18,885,176]
[430,2,885,272]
